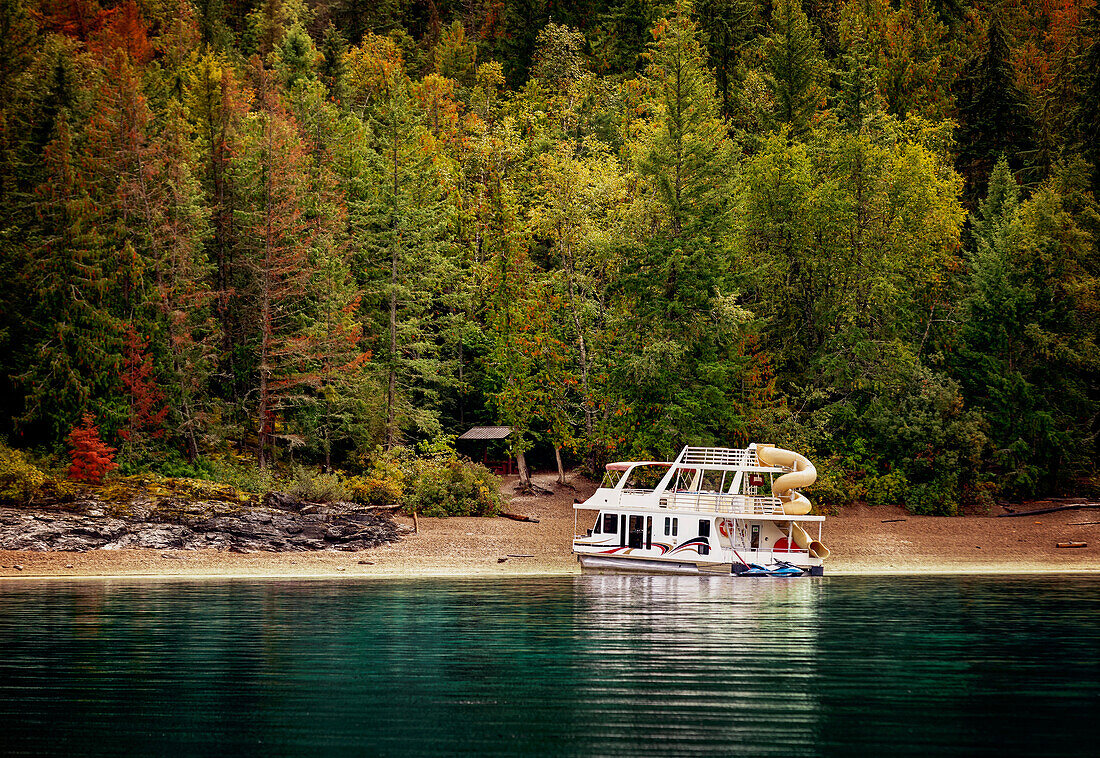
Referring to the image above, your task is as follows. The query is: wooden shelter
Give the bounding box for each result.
[456,426,513,475]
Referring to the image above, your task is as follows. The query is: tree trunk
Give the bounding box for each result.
[555,445,565,485]
[516,449,530,489]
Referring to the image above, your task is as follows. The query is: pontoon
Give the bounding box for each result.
[572,444,829,576]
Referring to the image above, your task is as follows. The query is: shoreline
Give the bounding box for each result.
[3,473,1098,582]
[2,564,1100,582]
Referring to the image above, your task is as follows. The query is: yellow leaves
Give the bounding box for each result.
[345,33,404,101]
[0,444,48,504]
[476,61,505,92]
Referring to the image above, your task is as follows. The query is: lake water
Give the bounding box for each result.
[0,575,1098,756]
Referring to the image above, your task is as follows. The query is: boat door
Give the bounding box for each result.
[628,515,645,549]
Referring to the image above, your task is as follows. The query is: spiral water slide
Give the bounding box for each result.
[755,444,830,559]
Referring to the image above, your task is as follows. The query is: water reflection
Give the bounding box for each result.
[571,575,822,755]
[0,577,1097,757]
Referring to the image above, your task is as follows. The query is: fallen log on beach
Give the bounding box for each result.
[500,511,539,523]
[997,503,1100,517]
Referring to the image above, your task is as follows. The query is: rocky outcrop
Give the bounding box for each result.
[0,494,408,553]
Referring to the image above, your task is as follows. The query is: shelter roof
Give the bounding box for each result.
[457,426,512,441]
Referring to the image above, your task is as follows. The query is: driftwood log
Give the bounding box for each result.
[501,511,539,523]
[997,503,1100,517]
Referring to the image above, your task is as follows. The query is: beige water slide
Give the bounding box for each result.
[755,444,830,559]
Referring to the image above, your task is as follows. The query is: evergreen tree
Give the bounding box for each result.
[834,7,883,132]
[956,15,1036,202]
[319,23,349,105]
[763,0,824,140]
[273,23,317,89]
[232,62,313,466]
[1071,5,1100,196]
[694,0,757,118]
[352,36,455,449]
[19,116,122,441]
[954,159,1100,495]
[288,81,369,469]
[617,0,759,455]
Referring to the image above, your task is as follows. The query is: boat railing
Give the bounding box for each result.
[680,447,757,468]
[658,492,787,516]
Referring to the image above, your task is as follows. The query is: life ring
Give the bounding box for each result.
[717,519,731,538]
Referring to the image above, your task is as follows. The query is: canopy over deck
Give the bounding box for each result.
[605,461,671,471]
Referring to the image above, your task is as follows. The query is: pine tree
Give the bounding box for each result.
[956,15,1036,202]
[0,0,38,204]
[694,0,758,118]
[190,54,248,413]
[1071,5,1100,196]
[618,0,757,454]
[288,81,368,469]
[232,61,312,466]
[835,7,884,132]
[273,23,316,89]
[19,115,122,441]
[319,23,349,105]
[954,161,1100,494]
[353,37,455,450]
[763,0,824,140]
[86,51,214,461]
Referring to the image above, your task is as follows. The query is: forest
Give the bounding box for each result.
[0,0,1097,514]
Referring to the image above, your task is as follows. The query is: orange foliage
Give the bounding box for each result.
[89,0,153,64]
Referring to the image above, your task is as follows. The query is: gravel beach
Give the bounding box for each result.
[1,473,1098,579]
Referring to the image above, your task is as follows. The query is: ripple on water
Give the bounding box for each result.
[0,575,1098,756]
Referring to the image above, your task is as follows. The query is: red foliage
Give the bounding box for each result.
[90,0,154,65]
[67,414,118,484]
[119,325,168,443]
[31,0,113,41]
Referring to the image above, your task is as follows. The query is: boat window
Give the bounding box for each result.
[628,515,644,549]
[698,520,711,555]
[592,515,601,534]
[664,517,670,536]
[646,517,652,549]
[699,470,724,492]
[622,464,669,492]
[601,470,624,488]
[602,513,617,533]
[673,468,696,491]
[672,518,678,537]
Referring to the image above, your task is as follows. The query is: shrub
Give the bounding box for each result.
[865,470,909,507]
[0,444,48,504]
[405,457,503,517]
[903,473,961,516]
[197,455,285,494]
[289,466,351,503]
[808,457,862,511]
[67,414,118,484]
[344,475,395,505]
[344,447,408,505]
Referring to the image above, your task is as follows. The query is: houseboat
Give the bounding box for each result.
[572,444,829,576]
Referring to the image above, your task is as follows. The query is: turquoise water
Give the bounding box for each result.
[0,576,1098,756]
